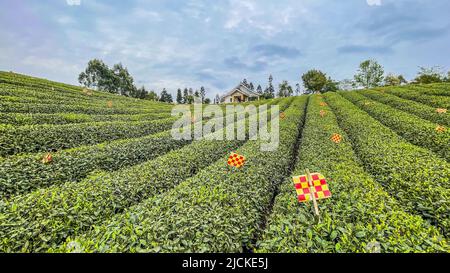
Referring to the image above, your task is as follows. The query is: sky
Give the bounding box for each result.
[1,0,449,99]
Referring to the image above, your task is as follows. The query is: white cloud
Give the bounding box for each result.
[367,0,382,6]
[56,15,76,25]
[224,0,306,37]
[131,8,162,21]
[22,55,82,76]
[66,0,81,6]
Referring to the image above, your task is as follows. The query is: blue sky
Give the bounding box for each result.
[1,0,449,99]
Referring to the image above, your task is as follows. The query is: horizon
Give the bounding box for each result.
[1,0,450,99]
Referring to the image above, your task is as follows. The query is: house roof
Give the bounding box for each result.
[220,83,260,100]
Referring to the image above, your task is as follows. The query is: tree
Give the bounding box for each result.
[256,84,263,94]
[413,66,445,84]
[215,94,221,104]
[184,88,194,103]
[338,79,356,91]
[323,77,339,93]
[183,88,189,104]
[200,86,206,102]
[295,83,301,95]
[302,69,328,93]
[204,98,211,104]
[384,73,407,86]
[184,88,194,104]
[242,78,248,88]
[354,59,384,89]
[264,75,275,99]
[159,88,173,103]
[278,80,293,97]
[194,90,200,99]
[131,86,148,99]
[145,90,159,101]
[111,63,135,96]
[249,82,254,91]
[176,88,183,104]
[79,59,141,98]
[78,59,114,92]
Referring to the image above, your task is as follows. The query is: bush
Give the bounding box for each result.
[0,101,171,115]
[52,97,308,253]
[0,98,294,252]
[340,91,449,161]
[325,93,450,236]
[0,118,176,156]
[0,131,190,198]
[257,95,448,253]
[0,80,171,110]
[0,139,244,252]
[359,90,450,126]
[0,112,171,126]
[385,87,450,109]
[408,84,450,97]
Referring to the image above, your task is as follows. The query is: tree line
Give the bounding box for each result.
[300,60,450,93]
[78,59,206,103]
[276,60,450,95]
[78,58,450,103]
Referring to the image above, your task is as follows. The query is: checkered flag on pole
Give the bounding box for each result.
[227,152,246,168]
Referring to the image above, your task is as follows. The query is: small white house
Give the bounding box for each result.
[220,83,260,103]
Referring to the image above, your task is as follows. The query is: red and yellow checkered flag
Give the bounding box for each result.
[436,125,446,133]
[292,173,331,203]
[331,133,342,143]
[227,152,246,168]
[41,153,53,164]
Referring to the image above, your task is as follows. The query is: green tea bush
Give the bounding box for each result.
[0,139,244,252]
[0,112,171,126]
[359,90,449,126]
[341,91,449,161]
[408,85,450,96]
[0,84,173,111]
[0,72,130,101]
[257,95,448,253]
[0,131,189,198]
[385,87,450,109]
[0,117,176,156]
[0,98,293,252]
[52,97,307,253]
[0,101,171,115]
[325,93,450,236]
[0,98,283,197]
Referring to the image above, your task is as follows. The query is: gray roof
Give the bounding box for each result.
[220,83,260,100]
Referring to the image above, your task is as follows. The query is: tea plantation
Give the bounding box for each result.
[0,71,449,253]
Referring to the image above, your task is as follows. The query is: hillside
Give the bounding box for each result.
[0,72,449,253]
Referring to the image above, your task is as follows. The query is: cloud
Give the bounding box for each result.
[66,0,81,6]
[2,0,450,97]
[366,0,382,6]
[195,71,228,89]
[355,3,449,46]
[223,57,268,72]
[251,44,301,59]
[223,0,306,37]
[21,55,82,77]
[131,9,162,21]
[337,44,393,54]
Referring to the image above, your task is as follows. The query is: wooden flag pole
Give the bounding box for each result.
[305,169,320,216]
